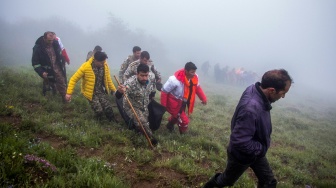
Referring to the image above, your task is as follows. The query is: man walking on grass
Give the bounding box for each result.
[65,51,117,122]
[32,31,67,102]
[203,69,293,188]
[116,63,158,146]
[160,62,207,134]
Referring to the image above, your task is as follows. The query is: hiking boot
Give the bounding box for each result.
[203,173,221,188]
[150,137,158,147]
[166,121,174,132]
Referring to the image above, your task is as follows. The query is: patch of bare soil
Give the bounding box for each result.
[30,129,210,187]
[76,146,104,158]
[34,132,67,149]
[112,158,190,188]
[0,115,22,128]
[23,102,43,113]
[105,149,209,188]
[246,168,258,182]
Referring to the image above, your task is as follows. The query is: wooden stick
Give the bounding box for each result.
[113,75,154,149]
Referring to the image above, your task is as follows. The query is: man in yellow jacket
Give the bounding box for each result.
[65,51,117,122]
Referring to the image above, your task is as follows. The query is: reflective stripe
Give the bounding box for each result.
[178,124,188,128]
[33,64,41,68]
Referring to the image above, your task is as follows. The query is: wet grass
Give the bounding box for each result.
[1,66,336,187]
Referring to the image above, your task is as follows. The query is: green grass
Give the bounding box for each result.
[1,66,336,187]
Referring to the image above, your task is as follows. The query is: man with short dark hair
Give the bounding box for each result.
[65,51,117,122]
[32,31,67,102]
[116,63,158,145]
[118,46,141,83]
[123,51,161,91]
[161,62,207,134]
[203,69,293,188]
[86,45,103,61]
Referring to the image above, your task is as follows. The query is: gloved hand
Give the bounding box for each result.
[181,99,188,110]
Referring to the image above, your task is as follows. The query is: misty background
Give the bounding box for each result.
[1,0,336,101]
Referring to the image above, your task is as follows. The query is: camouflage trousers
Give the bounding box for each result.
[89,93,115,121]
[125,108,153,138]
[42,66,66,100]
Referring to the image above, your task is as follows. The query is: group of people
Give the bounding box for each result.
[213,64,260,86]
[32,32,208,145]
[32,31,293,188]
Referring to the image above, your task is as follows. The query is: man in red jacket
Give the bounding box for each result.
[161,62,207,134]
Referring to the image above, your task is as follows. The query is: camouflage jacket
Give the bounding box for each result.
[123,75,155,113]
[118,55,138,83]
[123,60,161,88]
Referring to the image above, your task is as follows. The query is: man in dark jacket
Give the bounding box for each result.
[204,69,293,188]
[32,31,67,102]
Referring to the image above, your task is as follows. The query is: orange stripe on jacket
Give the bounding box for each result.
[174,69,199,115]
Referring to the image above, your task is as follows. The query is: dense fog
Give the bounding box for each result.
[1,0,336,102]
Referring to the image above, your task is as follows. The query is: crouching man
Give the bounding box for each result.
[115,63,158,145]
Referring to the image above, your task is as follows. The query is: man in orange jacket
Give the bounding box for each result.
[161,62,207,134]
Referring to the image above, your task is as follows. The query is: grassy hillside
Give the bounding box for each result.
[1,66,335,188]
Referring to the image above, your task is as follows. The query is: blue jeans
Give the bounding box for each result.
[215,151,277,187]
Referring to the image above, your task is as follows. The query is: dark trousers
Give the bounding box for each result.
[215,151,277,187]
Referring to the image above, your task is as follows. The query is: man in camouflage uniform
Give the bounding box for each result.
[65,51,117,122]
[116,63,158,145]
[123,51,162,91]
[118,46,141,83]
[32,31,67,102]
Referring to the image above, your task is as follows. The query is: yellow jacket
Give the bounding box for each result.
[66,57,116,101]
